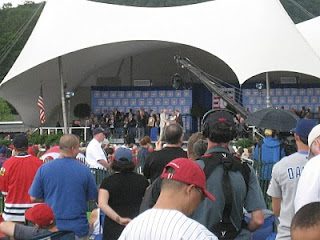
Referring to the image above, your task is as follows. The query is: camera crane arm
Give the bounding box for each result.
[174,56,248,118]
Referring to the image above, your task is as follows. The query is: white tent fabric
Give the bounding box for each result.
[1,0,320,127]
[297,16,320,57]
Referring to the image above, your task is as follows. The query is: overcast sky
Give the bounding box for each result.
[0,0,43,7]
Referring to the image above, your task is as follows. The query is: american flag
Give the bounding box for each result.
[38,85,46,124]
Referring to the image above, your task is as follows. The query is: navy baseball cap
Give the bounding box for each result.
[114,147,133,163]
[93,128,106,136]
[291,119,317,139]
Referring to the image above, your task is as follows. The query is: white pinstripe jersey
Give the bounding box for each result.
[118,209,218,240]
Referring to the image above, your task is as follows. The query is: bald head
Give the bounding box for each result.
[59,134,80,158]
[165,124,183,144]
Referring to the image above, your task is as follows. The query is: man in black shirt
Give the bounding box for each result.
[143,123,187,182]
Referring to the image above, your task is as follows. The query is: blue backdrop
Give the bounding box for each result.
[91,88,193,130]
[243,88,320,112]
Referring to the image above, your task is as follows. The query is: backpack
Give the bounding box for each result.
[200,152,251,239]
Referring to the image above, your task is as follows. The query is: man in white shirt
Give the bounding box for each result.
[295,124,320,212]
[86,128,110,169]
[159,109,168,140]
[119,158,218,240]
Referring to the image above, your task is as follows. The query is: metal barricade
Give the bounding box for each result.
[87,168,112,212]
[252,160,277,209]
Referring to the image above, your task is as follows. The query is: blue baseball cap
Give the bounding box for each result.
[291,119,317,139]
[114,147,133,162]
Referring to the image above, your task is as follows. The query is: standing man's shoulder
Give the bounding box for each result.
[301,156,320,175]
[87,138,97,149]
[148,148,163,158]
[28,155,44,164]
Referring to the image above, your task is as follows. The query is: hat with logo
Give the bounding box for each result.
[12,134,28,149]
[25,203,54,226]
[307,124,320,159]
[161,158,215,201]
[114,147,133,162]
[93,128,106,136]
[291,119,317,139]
[203,110,235,128]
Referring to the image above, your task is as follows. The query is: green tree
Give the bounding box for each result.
[2,3,13,9]
[0,3,44,81]
[0,98,15,121]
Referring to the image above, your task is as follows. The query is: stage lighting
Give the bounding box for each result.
[255,83,264,90]
[66,91,75,98]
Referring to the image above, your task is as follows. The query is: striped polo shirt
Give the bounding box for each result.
[119,208,217,240]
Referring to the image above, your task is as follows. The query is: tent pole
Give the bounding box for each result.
[266,72,271,108]
[58,56,68,134]
[130,56,133,85]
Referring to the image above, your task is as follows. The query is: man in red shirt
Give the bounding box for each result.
[0,134,43,222]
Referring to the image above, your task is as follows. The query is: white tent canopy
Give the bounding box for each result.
[297,16,320,57]
[1,0,320,127]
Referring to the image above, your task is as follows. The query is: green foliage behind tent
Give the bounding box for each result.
[0,99,15,121]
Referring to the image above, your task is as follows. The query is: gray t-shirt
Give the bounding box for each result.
[14,224,49,240]
[192,147,266,240]
[267,151,308,240]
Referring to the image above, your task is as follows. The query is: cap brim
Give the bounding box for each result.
[291,127,296,133]
[203,189,215,201]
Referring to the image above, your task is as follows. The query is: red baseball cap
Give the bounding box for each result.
[25,203,54,226]
[161,158,215,201]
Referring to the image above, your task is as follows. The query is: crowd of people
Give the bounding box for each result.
[71,107,184,142]
[0,107,319,239]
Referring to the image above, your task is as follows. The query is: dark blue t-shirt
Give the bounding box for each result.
[29,158,98,237]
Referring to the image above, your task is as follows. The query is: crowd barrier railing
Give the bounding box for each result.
[252,159,276,209]
[39,127,90,141]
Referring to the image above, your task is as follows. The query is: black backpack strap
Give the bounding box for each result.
[230,155,250,191]
[201,153,223,179]
[201,153,250,192]
[200,152,251,239]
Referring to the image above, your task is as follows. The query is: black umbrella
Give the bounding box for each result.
[245,108,300,132]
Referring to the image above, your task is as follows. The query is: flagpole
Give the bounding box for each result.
[266,72,271,108]
[39,81,42,128]
[58,56,68,134]
[38,82,45,129]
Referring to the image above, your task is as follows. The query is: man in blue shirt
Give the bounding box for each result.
[29,134,98,239]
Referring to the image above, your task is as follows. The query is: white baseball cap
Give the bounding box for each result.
[308,124,320,159]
